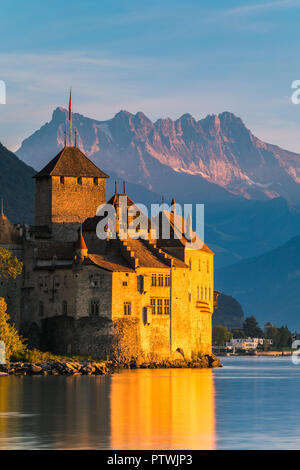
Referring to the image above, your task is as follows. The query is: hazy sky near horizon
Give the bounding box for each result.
[1,0,300,152]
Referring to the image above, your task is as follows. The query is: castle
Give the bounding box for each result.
[0,143,216,361]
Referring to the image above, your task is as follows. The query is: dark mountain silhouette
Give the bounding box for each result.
[215,236,300,329]
[0,142,35,223]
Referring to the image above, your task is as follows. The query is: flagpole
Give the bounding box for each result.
[69,87,72,146]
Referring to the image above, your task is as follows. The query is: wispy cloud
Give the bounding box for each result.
[224,0,300,16]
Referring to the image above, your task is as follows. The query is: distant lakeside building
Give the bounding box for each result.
[0,144,217,361]
[226,337,273,351]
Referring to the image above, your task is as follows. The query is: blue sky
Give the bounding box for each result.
[1,0,300,152]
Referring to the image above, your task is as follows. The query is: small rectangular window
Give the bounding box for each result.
[151,274,157,286]
[90,299,99,317]
[157,298,163,314]
[164,299,170,315]
[60,176,65,184]
[158,274,164,286]
[77,177,82,185]
[124,302,131,315]
[150,298,156,315]
[165,275,170,286]
[93,177,98,186]
[123,281,128,286]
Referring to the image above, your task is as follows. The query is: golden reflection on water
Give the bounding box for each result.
[0,369,215,449]
[110,369,215,450]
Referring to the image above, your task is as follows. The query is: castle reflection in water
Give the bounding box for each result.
[0,369,215,450]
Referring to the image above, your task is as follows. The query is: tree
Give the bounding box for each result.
[0,297,25,360]
[278,326,292,348]
[231,329,246,339]
[0,248,22,279]
[212,325,232,346]
[243,315,263,338]
[0,248,24,360]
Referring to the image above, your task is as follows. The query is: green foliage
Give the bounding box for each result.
[0,248,23,279]
[212,325,232,346]
[265,325,291,349]
[243,315,264,338]
[0,297,26,361]
[19,348,94,364]
[231,329,246,339]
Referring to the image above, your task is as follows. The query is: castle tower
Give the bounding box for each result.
[75,225,88,260]
[34,146,109,240]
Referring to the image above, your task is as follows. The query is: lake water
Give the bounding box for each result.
[0,356,299,450]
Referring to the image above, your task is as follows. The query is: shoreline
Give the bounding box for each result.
[216,350,293,357]
[0,354,222,376]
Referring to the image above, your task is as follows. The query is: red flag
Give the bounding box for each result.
[68,88,72,121]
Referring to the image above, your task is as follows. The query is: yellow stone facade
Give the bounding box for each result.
[14,145,215,360]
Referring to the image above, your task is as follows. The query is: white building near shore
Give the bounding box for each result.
[226,338,273,351]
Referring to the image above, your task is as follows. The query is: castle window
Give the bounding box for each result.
[77,177,82,185]
[60,176,65,184]
[165,275,170,286]
[62,300,68,316]
[93,177,98,186]
[197,286,200,300]
[207,260,209,273]
[123,281,128,286]
[157,298,163,314]
[189,259,192,270]
[151,274,157,286]
[89,299,99,317]
[158,274,164,286]
[124,302,131,316]
[164,299,170,315]
[38,301,44,317]
[137,275,144,293]
[205,287,207,300]
[201,287,203,299]
[150,298,156,315]
[198,259,201,271]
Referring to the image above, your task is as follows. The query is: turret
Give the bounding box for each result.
[75,225,88,260]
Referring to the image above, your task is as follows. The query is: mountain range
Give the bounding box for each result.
[17,107,300,205]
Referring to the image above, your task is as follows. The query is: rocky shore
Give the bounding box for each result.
[0,354,222,376]
[0,360,113,376]
[117,354,222,369]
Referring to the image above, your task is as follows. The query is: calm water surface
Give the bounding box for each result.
[0,357,299,450]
